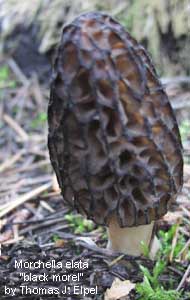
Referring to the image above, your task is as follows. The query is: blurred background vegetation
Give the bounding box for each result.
[0,2,190,299]
[0,0,189,79]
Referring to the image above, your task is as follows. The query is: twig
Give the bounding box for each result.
[181,206,190,219]
[176,264,190,291]
[179,227,190,238]
[0,182,52,218]
[40,200,55,213]
[8,58,29,86]
[109,270,129,281]
[177,239,190,259]
[0,149,25,173]
[161,76,190,85]
[18,159,50,172]
[2,236,24,245]
[40,242,55,248]
[40,191,60,198]
[108,254,125,267]
[13,223,19,241]
[170,93,190,110]
[30,75,44,108]
[0,175,52,193]
[168,266,183,276]
[28,149,49,158]
[3,113,29,141]
[5,211,68,225]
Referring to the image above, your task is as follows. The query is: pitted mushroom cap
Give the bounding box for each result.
[48,12,183,227]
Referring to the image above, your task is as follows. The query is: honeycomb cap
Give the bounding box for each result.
[48,12,183,227]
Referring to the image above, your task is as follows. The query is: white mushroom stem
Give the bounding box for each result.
[107,215,160,258]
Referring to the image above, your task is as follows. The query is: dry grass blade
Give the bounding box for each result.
[176,239,190,259]
[3,114,29,142]
[161,76,190,85]
[16,159,50,172]
[108,254,125,267]
[176,264,190,291]
[170,92,190,110]
[0,149,25,173]
[2,236,24,245]
[40,200,55,213]
[181,206,190,219]
[8,58,29,85]
[0,182,52,218]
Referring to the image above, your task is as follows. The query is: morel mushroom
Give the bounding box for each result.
[48,12,183,256]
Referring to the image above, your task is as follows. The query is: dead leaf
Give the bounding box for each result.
[104,278,136,300]
[162,211,182,224]
[55,239,65,247]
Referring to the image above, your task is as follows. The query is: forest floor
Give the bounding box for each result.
[0,55,190,300]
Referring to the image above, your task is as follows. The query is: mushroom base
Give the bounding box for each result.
[107,215,160,258]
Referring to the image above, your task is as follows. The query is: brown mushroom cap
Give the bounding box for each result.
[48,12,183,227]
